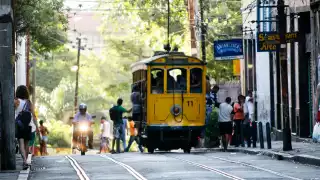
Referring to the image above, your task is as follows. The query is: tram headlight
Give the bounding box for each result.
[171,105,182,116]
[174,107,180,114]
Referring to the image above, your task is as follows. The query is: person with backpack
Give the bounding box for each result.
[14,85,39,170]
[109,98,132,153]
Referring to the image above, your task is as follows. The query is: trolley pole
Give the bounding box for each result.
[277,0,292,151]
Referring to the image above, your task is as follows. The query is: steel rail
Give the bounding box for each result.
[100,155,147,180]
[206,155,303,180]
[65,155,90,180]
[171,156,245,180]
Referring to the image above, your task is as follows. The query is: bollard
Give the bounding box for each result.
[266,122,272,149]
[258,122,264,149]
[252,121,257,148]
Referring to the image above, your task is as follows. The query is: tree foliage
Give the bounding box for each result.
[99,0,191,54]
[204,0,242,81]
[35,49,131,123]
[99,0,241,82]
[14,0,68,52]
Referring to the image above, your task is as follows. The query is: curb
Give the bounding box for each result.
[196,147,320,167]
[17,154,32,180]
[294,154,320,167]
[236,148,320,167]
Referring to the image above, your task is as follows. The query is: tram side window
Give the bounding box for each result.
[167,68,187,93]
[151,69,164,94]
[190,68,202,93]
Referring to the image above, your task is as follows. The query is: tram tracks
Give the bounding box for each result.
[65,155,90,180]
[100,154,147,180]
[65,154,147,180]
[64,152,304,180]
[167,152,303,180]
[171,156,245,180]
[207,155,303,180]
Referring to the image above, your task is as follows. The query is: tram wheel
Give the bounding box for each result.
[148,148,154,154]
[183,148,191,154]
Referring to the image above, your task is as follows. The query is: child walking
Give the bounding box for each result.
[125,117,144,152]
[99,116,111,153]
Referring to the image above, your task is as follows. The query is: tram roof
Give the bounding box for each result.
[130,51,203,73]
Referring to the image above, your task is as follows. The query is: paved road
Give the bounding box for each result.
[29,150,320,180]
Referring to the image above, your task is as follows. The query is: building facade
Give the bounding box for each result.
[241,0,314,139]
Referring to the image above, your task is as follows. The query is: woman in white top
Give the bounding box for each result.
[14,85,38,169]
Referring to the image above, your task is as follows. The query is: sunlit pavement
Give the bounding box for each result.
[28,149,320,180]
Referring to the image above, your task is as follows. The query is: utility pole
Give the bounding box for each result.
[277,0,292,151]
[32,59,36,105]
[199,0,206,62]
[0,0,16,170]
[188,0,198,57]
[74,38,81,114]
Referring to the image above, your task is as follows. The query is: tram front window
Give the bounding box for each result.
[151,69,164,94]
[190,68,202,93]
[167,68,187,93]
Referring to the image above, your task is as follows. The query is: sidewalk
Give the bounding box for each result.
[205,141,320,167]
[0,154,32,180]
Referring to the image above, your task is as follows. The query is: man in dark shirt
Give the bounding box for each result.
[110,98,132,153]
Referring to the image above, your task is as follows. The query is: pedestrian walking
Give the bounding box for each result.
[244,90,256,147]
[39,120,49,155]
[121,117,129,151]
[314,83,320,125]
[14,85,39,169]
[233,95,245,147]
[131,83,144,137]
[125,117,144,152]
[218,97,234,150]
[99,116,111,153]
[28,122,37,155]
[109,98,132,153]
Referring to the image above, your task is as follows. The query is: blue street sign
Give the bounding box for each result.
[213,39,244,60]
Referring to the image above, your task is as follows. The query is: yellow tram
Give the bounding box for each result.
[131,51,206,153]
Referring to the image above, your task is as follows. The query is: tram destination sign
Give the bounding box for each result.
[213,39,244,60]
[257,31,299,52]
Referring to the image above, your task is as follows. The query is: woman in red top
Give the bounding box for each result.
[233,95,245,147]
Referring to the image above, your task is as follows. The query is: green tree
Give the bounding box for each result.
[99,0,191,54]
[99,0,241,82]
[204,0,242,81]
[35,50,76,92]
[14,0,68,52]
